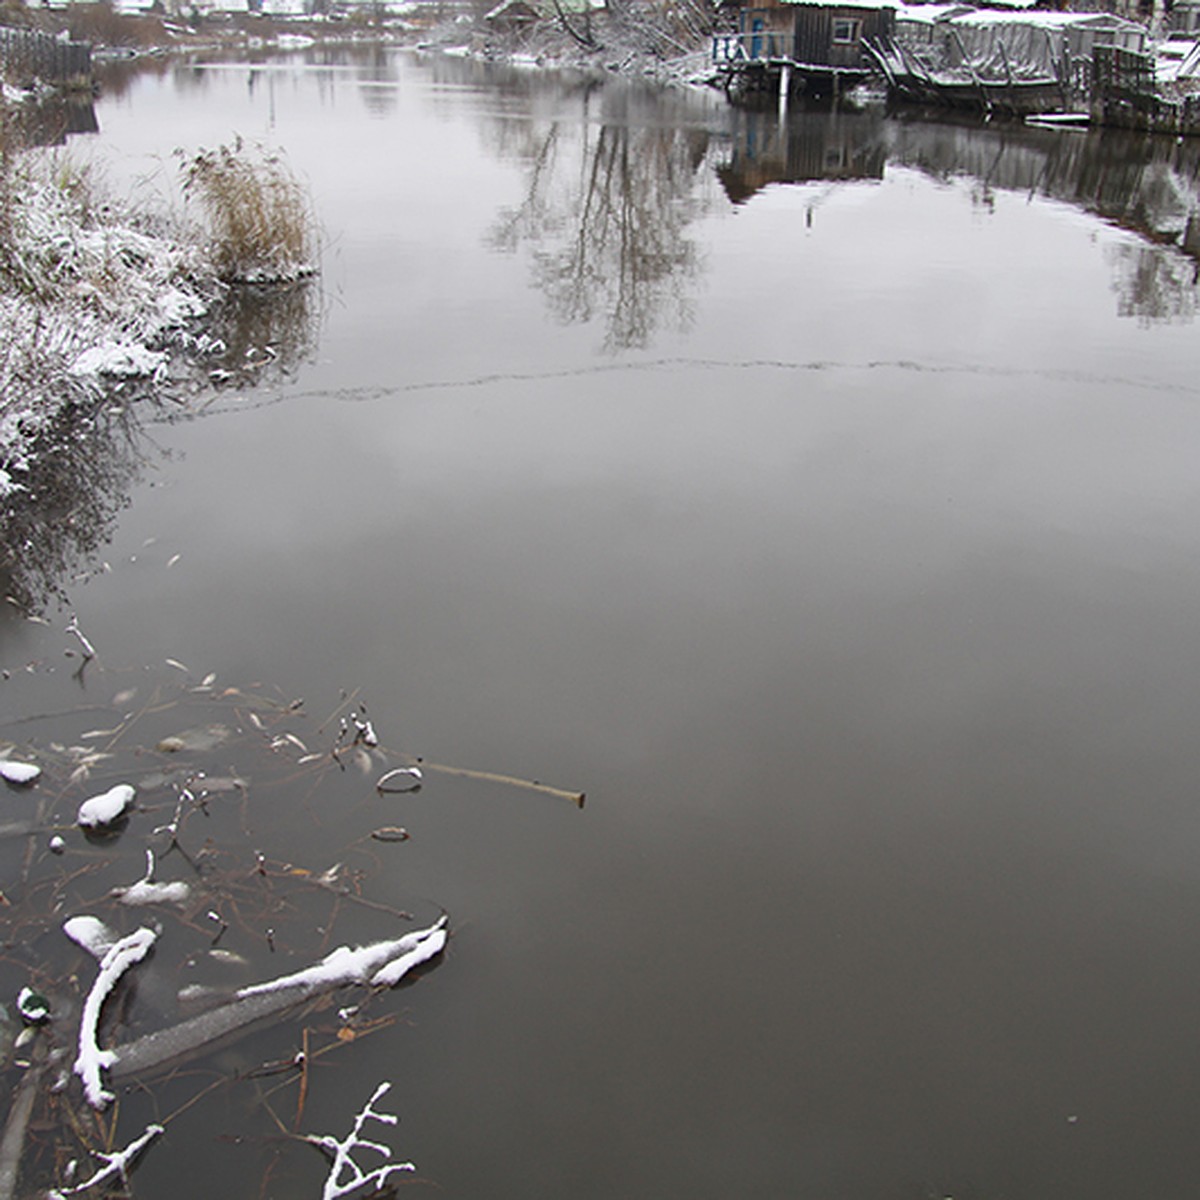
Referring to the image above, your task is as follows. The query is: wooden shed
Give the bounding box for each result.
[731,0,897,69]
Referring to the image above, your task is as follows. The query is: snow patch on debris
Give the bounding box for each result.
[77,783,135,828]
[112,849,191,907]
[63,914,119,960]
[237,917,448,998]
[0,760,40,785]
[108,917,449,1083]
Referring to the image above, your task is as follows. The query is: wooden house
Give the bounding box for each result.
[1168,0,1200,34]
[722,0,897,69]
[712,0,896,101]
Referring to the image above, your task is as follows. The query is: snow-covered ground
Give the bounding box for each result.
[0,125,223,502]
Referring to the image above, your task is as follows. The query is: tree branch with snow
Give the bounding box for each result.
[71,924,158,1109]
[305,1082,414,1200]
[46,1122,164,1199]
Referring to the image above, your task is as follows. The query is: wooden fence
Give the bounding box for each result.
[0,25,92,89]
[1092,43,1200,135]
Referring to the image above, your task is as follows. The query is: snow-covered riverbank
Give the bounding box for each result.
[0,109,218,500]
[0,105,317,612]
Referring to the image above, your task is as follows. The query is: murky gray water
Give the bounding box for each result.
[6,46,1200,1198]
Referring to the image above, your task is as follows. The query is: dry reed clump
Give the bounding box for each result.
[181,138,316,285]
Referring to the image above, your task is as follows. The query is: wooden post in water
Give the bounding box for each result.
[778,63,791,118]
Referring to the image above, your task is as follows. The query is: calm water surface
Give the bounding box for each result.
[6,47,1200,1198]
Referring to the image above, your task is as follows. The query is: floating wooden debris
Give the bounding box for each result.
[375,767,422,794]
[46,1122,163,1199]
[155,724,231,754]
[416,760,585,807]
[371,827,410,843]
[304,1081,414,1200]
[65,614,95,661]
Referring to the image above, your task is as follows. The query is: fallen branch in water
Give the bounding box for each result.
[0,1038,46,1200]
[401,759,586,807]
[65,614,96,661]
[304,1081,413,1200]
[110,918,448,1084]
[47,1122,164,1199]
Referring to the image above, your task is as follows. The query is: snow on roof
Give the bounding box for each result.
[1178,39,1200,76]
[781,0,899,9]
[969,9,1137,27]
[951,8,1143,29]
[894,3,976,23]
[898,5,1145,30]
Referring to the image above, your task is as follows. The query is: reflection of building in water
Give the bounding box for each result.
[716,112,1200,323]
[889,120,1200,322]
[886,118,1200,249]
[716,109,886,203]
[4,96,99,150]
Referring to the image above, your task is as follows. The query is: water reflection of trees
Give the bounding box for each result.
[0,402,145,614]
[1,281,319,615]
[487,84,720,351]
[200,278,322,388]
[1107,239,1198,324]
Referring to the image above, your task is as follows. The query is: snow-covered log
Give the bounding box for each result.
[110,917,448,1083]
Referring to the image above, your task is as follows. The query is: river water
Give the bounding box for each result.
[5,44,1200,1198]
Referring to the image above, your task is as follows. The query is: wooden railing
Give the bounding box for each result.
[713,30,795,64]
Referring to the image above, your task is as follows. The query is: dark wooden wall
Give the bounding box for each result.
[0,26,92,88]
